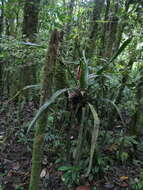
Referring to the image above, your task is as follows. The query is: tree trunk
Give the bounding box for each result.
[0,0,4,95]
[100,0,111,57]
[22,0,40,41]
[0,60,3,95]
[89,0,105,40]
[66,0,75,34]
[20,0,41,98]
[28,30,61,190]
[103,0,119,58]
[87,0,105,57]
[114,0,131,51]
[134,69,143,138]
[0,0,4,37]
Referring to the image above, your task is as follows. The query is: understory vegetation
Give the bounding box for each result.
[0,0,143,190]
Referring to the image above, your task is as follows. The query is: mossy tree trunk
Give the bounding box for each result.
[114,0,131,51]
[87,0,105,57]
[66,0,75,34]
[0,0,4,95]
[100,0,110,57]
[134,69,143,138]
[0,0,4,37]
[28,30,61,190]
[22,0,40,41]
[0,60,3,95]
[103,0,119,58]
[101,0,131,59]
[20,0,41,97]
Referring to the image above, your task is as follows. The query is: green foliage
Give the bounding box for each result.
[58,165,81,187]
[79,51,89,89]
[97,37,133,75]
[7,84,41,103]
[27,88,70,132]
[109,37,133,64]
[86,103,100,176]
[1,0,143,189]
[132,169,143,190]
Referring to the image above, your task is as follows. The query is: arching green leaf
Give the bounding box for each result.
[27,88,70,133]
[101,98,126,127]
[7,84,41,103]
[86,103,100,176]
[97,37,132,75]
[109,37,132,64]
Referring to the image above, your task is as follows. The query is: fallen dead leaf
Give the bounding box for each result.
[120,176,129,181]
[40,168,47,178]
[117,182,129,187]
[7,170,13,177]
[12,162,20,170]
[107,144,117,151]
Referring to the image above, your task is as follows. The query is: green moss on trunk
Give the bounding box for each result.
[28,30,60,190]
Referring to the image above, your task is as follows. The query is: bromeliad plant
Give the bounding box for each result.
[27,37,132,189]
[27,50,100,176]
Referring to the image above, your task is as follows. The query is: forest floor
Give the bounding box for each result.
[0,97,142,190]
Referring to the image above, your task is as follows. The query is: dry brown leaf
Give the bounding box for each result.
[108,144,117,151]
[120,176,129,181]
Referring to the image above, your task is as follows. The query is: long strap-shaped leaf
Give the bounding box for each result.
[108,37,132,64]
[6,84,41,104]
[97,37,132,75]
[86,103,100,176]
[101,98,126,127]
[27,88,70,133]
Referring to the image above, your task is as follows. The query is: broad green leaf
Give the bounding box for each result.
[58,165,72,171]
[27,88,70,133]
[86,103,100,176]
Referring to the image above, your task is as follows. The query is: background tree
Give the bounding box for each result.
[20,0,41,89]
